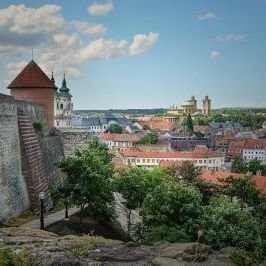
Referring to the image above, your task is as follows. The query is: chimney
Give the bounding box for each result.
[256,170,262,176]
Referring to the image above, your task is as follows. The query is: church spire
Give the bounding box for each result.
[51,70,55,84]
[62,72,67,88]
[59,72,72,97]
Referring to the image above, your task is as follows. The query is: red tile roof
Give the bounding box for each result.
[201,170,266,195]
[7,60,56,89]
[100,132,143,142]
[228,139,266,153]
[139,120,175,130]
[122,148,224,159]
[243,139,266,149]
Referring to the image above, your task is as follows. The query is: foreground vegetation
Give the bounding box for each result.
[54,139,266,265]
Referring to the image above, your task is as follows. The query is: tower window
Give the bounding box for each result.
[57,103,59,110]
[60,103,63,110]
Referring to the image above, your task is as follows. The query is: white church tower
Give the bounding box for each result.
[53,73,73,128]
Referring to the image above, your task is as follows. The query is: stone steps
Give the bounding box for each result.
[17,111,50,210]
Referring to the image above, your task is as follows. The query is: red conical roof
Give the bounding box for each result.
[7,60,56,89]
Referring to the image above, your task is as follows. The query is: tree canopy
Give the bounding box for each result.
[56,138,115,221]
[134,133,159,145]
[106,123,123,134]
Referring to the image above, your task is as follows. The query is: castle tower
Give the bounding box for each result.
[54,74,73,128]
[202,96,211,116]
[191,96,197,111]
[7,60,57,127]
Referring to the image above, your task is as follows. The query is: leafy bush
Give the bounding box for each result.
[134,133,158,145]
[140,224,191,245]
[0,248,37,266]
[200,196,258,250]
[140,180,202,239]
[32,121,43,135]
[105,124,123,134]
[229,248,252,266]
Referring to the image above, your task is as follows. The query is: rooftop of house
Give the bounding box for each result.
[7,60,56,89]
[201,170,266,195]
[243,139,266,149]
[209,121,242,129]
[99,132,143,142]
[139,120,175,130]
[122,147,224,159]
[72,117,101,127]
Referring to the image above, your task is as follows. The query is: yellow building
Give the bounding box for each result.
[167,96,211,117]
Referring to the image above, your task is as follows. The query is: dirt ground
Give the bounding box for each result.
[46,214,126,241]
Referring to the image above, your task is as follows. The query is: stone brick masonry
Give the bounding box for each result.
[0,94,30,221]
[0,93,64,221]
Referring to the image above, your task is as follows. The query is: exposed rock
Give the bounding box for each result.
[0,227,234,266]
[152,257,190,266]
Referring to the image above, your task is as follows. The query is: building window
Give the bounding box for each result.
[143,159,146,163]
[60,103,63,110]
[57,103,59,110]
[57,121,59,126]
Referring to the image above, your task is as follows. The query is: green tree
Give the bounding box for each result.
[141,180,202,234]
[57,138,114,223]
[134,133,159,145]
[221,175,261,210]
[114,167,166,232]
[168,161,220,204]
[247,159,266,175]
[186,113,194,134]
[170,160,200,183]
[106,123,123,134]
[231,156,248,173]
[200,196,259,250]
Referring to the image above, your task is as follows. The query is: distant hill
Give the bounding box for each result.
[74,108,166,116]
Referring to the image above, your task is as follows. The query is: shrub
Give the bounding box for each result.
[0,248,37,266]
[33,121,43,135]
[200,196,258,250]
[140,224,191,245]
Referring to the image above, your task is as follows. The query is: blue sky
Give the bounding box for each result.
[0,0,266,109]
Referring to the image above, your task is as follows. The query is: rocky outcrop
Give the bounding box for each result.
[0,227,234,265]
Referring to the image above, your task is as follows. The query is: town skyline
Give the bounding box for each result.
[0,0,266,109]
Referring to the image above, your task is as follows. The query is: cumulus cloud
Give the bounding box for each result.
[0,4,65,34]
[0,4,159,83]
[72,21,107,36]
[215,34,247,42]
[198,12,216,21]
[129,32,159,56]
[210,50,222,59]
[6,61,28,76]
[88,1,114,16]
[77,38,128,60]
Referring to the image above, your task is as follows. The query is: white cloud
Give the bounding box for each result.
[129,32,159,56]
[210,50,222,59]
[0,4,65,34]
[72,21,107,36]
[77,38,128,60]
[0,4,159,82]
[215,34,247,42]
[88,1,114,16]
[198,12,216,21]
[6,61,28,76]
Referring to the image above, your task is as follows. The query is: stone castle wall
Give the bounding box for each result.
[60,129,95,156]
[39,136,65,186]
[0,94,30,221]
[0,93,64,222]
[16,99,47,126]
